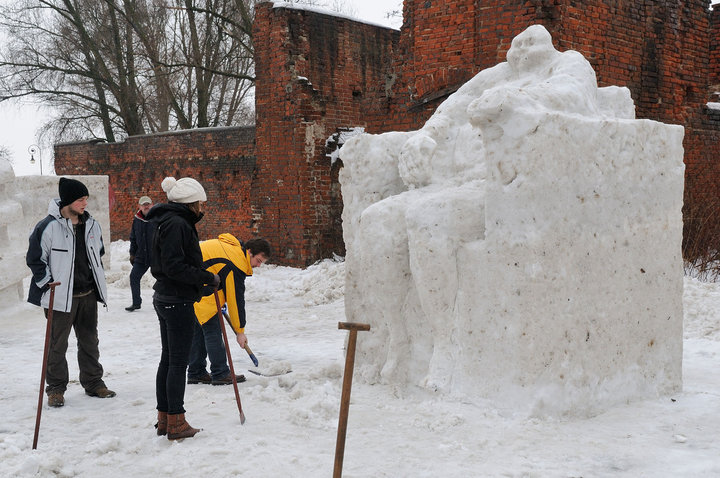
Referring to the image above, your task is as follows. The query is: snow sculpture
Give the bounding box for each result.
[339,25,685,416]
[0,159,31,303]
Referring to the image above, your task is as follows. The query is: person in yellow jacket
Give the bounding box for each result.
[187,235,271,385]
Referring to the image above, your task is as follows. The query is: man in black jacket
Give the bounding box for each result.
[147,176,219,441]
[126,195,155,311]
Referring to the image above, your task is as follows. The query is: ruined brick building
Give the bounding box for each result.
[55,0,720,266]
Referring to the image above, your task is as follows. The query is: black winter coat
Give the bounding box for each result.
[129,210,156,264]
[146,202,215,303]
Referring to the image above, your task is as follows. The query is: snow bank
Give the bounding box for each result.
[339,25,685,416]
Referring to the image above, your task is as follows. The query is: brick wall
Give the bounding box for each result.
[54,127,256,245]
[54,0,720,265]
[682,4,720,249]
[253,3,398,265]
[712,6,720,88]
[684,3,720,189]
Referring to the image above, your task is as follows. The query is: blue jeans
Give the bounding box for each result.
[129,261,150,306]
[188,315,230,380]
[154,300,195,414]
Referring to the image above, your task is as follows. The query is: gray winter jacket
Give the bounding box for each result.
[26,199,108,312]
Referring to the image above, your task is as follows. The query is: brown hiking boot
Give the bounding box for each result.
[211,374,246,385]
[187,372,212,385]
[86,386,116,398]
[167,413,201,440]
[155,411,168,436]
[47,392,64,408]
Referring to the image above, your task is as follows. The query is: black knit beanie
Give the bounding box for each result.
[58,177,89,208]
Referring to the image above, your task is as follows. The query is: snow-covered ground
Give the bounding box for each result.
[1,240,720,477]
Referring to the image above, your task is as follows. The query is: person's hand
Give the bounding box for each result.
[129,255,135,265]
[211,273,221,289]
[236,332,248,349]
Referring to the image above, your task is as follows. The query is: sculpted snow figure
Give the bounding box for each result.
[340,25,684,416]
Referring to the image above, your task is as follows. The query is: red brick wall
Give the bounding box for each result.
[253,3,398,265]
[682,3,720,187]
[55,127,257,245]
[711,6,720,92]
[682,3,720,251]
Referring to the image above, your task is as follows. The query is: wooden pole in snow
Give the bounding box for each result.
[333,321,370,478]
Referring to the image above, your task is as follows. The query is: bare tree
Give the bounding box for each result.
[0,0,358,143]
[0,0,256,143]
[117,0,256,129]
[0,1,122,141]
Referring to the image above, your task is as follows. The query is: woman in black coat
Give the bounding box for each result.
[147,176,219,440]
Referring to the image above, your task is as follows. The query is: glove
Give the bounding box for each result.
[200,274,222,297]
[41,280,53,292]
[129,255,135,265]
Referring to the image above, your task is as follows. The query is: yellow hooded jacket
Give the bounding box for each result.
[193,233,252,334]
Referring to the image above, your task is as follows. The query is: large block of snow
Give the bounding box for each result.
[0,159,29,303]
[339,25,684,416]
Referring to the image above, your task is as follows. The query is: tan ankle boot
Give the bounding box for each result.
[167,413,201,440]
[155,411,168,436]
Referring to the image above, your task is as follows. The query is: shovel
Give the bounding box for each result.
[221,309,258,367]
[220,310,291,377]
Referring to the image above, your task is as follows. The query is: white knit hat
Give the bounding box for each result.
[161,177,207,203]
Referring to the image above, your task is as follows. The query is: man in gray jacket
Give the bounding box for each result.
[27,178,115,408]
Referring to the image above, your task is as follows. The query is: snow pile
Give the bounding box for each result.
[242,257,345,308]
[290,257,345,306]
[326,128,365,165]
[683,276,720,341]
[339,25,685,416]
[106,240,154,289]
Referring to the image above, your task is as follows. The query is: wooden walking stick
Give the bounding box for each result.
[214,290,246,424]
[33,281,61,450]
[333,321,371,478]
